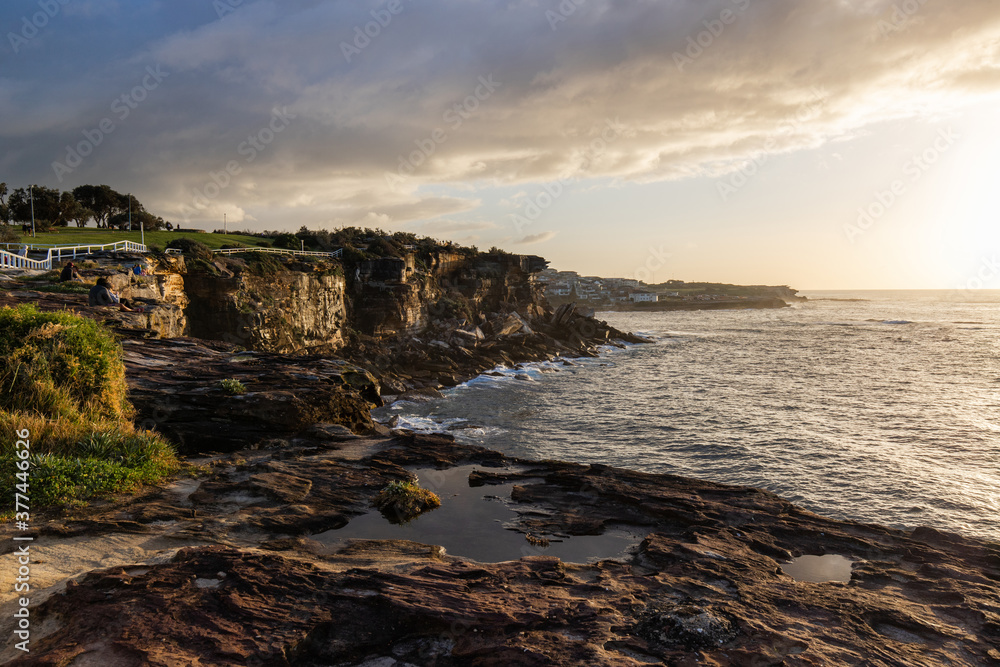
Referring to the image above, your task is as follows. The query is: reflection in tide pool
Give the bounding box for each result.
[781,555,854,583]
[312,465,644,563]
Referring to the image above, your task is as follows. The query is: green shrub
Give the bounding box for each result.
[272,233,299,250]
[0,426,177,508]
[0,306,178,511]
[373,479,441,523]
[240,251,286,276]
[219,378,246,395]
[0,304,131,421]
[166,237,213,262]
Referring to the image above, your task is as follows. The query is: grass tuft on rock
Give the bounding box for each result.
[373,479,441,524]
[219,378,246,395]
[0,305,178,511]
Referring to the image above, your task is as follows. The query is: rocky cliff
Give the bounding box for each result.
[347,251,548,336]
[171,249,548,353]
[175,255,346,354]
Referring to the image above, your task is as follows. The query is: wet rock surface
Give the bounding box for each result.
[5,434,999,666]
[122,337,380,453]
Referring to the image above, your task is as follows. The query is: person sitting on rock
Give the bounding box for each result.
[59,261,83,282]
[132,263,145,277]
[88,277,136,312]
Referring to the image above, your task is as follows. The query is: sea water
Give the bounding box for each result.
[377,291,1000,543]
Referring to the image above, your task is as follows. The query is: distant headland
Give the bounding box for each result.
[539,268,804,312]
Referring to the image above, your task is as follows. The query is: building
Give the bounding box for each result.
[629,291,658,303]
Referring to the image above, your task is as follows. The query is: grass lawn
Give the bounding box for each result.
[19,228,270,250]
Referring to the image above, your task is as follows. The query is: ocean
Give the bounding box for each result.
[376,291,1000,543]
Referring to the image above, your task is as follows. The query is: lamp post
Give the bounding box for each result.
[29,185,35,238]
[224,213,227,235]
[136,195,145,248]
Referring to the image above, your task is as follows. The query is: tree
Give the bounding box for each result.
[107,196,165,231]
[8,186,61,227]
[57,191,93,228]
[0,183,8,223]
[72,185,125,229]
[273,232,299,249]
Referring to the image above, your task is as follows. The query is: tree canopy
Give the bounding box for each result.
[1,184,164,231]
[72,185,125,229]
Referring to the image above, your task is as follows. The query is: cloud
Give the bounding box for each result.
[2,0,999,235]
[515,231,558,245]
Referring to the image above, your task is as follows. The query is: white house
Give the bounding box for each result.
[629,291,658,303]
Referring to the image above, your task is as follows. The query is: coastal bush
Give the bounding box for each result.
[272,233,299,250]
[364,237,402,258]
[187,257,221,275]
[0,423,177,507]
[241,251,286,277]
[373,479,441,523]
[0,304,131,421]
[165,237,213,262]
[0,305,178,511]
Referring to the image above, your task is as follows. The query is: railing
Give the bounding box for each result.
[0,249,51,270]
[212,247,343,259]
[0,240,148,272]
[44,241,147,261]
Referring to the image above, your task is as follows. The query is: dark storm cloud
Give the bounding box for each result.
[1,0,998,229]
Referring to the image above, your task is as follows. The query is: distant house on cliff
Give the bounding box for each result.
[629,291,658,303]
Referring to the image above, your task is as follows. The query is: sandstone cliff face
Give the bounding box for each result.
[349,251,548,336]
[119,247,549,353]
[182,258,347,354]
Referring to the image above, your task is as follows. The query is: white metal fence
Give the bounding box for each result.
[212,246,343,258]
[0,249,51,270]
[0,240,148,271]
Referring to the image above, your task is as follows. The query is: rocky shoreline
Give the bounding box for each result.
[2,251,999,665]
[2,432,999,665]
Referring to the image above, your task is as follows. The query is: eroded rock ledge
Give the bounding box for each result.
[5,434,999,666]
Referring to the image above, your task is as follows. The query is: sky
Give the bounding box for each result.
[2,0,1000,289]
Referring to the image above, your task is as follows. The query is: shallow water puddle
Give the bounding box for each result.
[781,554,854,583]
[312,464,644,563]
